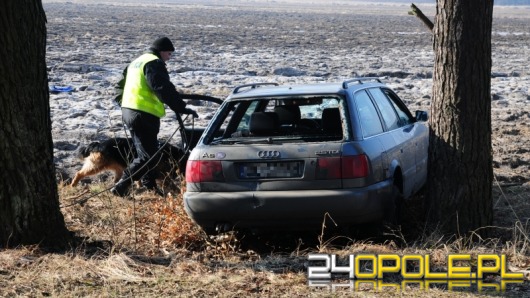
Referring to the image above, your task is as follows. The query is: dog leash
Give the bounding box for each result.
[61,114,194,208]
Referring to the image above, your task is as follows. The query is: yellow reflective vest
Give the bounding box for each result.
[121,53,165,118]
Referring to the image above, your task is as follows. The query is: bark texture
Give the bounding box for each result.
[428,0,494,235]
[0,0,71,246]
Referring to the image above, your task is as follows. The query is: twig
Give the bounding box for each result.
[408,3,434,32]
[64,189,90,202]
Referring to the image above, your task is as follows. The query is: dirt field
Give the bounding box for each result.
[41,0,530,185]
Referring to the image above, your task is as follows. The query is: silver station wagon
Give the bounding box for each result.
[184,78,429,234]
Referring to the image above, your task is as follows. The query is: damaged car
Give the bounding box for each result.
[183,78,429,234]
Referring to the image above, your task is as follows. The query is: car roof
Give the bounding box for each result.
[226,78,387,100]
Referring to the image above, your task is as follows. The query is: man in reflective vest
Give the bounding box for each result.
[111,37,198,197]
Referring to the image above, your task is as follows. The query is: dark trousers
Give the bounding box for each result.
[121,107,160,186]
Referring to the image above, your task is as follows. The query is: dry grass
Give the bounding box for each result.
[1,177,529,297]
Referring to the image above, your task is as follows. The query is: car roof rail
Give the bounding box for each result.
[342,77,382,89]
[232,82,279,94]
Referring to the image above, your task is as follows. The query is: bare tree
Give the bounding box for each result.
[427,0,494,235]
[0,0,71,246]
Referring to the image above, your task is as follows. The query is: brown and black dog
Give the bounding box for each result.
[70,137,187,187]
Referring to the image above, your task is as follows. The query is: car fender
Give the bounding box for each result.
[386,159,404,191]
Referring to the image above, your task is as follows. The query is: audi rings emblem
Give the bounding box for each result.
[257,150,281,159]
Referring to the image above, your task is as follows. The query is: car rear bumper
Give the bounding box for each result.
[184,179,393,233]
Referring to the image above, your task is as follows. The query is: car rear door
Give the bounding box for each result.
[350,90,389,185]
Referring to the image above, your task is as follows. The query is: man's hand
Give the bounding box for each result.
[183,108,199,118]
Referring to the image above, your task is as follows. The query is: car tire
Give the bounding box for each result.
[384,184,403,226]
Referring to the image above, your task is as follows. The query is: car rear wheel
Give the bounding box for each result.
[384,184,403,226]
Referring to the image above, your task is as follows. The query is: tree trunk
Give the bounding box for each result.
[0,0,71,246]
[427,0,494,235]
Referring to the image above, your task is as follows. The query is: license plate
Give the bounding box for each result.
[238,161,304,179]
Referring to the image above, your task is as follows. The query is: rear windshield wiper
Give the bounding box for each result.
[210,137,274,145]
[210,138,238,145]
[234,137,277,144]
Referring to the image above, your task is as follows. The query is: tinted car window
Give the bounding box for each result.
[355,90,384,138]
[369,88,400,131]
[383,89,413,126]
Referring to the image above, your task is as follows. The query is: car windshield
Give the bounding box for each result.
[205,96,345,145]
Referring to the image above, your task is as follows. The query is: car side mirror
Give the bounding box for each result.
[415,110,428,122]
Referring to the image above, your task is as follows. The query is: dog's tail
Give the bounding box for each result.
[75,141,102,160]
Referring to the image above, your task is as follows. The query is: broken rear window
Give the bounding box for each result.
[205,97,346,145]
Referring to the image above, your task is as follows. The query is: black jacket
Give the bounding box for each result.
[119,49,186,114]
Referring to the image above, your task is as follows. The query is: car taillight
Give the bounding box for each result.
[316,157,342,179]
[186,160,225,183]
[341,155,369,178]
[316,155,369,180]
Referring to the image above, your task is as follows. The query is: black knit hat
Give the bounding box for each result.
[152,37,175,52]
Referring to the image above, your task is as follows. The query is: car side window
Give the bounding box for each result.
[369,88,399,131]
[355,90,384,138]
[383,89,413,126]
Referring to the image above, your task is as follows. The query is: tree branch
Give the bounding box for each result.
[408,3,434,33]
